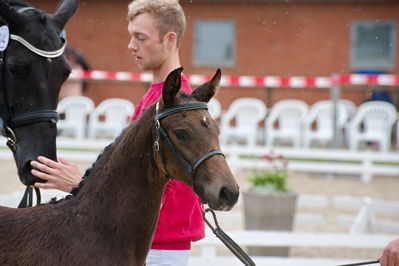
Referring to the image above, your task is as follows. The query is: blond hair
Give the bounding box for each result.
[127,0,186,48]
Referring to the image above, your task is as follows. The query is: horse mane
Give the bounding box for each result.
[0,1,27,24]
[46,91,193,205]
[48,103,157,205]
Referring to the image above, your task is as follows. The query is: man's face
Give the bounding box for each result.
[127,13,167,71]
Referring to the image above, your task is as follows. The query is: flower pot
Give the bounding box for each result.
[242,191,297,257]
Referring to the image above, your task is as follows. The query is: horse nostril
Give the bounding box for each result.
[219,186,239,207]
[22,160,33,178]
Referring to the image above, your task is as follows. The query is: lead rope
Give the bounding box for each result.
[203,208,256,266]
[337,260,380,266]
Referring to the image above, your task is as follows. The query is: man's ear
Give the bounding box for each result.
[192,69,221,103]
[164,31,177,50]
[162,67,183,108]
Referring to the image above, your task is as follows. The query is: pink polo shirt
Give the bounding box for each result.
[131,74,205,250]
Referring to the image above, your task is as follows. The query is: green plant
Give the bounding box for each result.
[248,153,289,194]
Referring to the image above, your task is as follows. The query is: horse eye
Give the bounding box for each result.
[174,129,188,140]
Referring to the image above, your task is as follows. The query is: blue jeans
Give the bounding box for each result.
[146,249,190,266]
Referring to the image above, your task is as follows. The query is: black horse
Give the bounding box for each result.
[0,0,78,201]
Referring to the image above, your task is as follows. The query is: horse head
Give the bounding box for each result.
[0,0,78,186]
[156,68,239,211]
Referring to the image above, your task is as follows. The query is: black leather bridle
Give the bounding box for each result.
[0,7,64,153]
[154,101,224,178]
[0,6,65,208]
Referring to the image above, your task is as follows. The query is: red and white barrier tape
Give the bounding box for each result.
[337,74,399,86]
[69,70,399,88]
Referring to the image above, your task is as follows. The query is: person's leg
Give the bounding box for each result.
[146,249,190,266]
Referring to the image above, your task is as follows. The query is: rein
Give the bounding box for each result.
[154,102,224,176]
[0,6,65,208]
[203,208,380,266]
[337,260,380,266]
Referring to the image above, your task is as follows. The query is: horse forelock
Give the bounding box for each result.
[5,1,62,51]
[9,0,29,8]
[177,91,195,104]
[0,1,28,25]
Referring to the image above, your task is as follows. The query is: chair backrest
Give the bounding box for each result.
[352,101,397,132]
[57,96,95,122]
[92,98,134,125]
[340,99,357,119]
[221,98,267,129]
[267,99,308,130]
[307,100,353,131]
[208,98,222,120]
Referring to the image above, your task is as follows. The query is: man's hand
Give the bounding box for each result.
[380,238,399,266]
[31,156,83,193]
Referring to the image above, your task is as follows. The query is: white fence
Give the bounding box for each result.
[0,137,111,161]
[212,194,399,235]
[333,195,399,234]
[190,230,394,266]
[1,139,398,182]
[192,195,399,266]
[224,145,399,182]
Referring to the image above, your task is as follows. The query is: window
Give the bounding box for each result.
[351,21,397,70]
[194,20,235,67]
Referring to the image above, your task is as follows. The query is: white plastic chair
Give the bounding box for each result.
[340,99,357,119]
[303,100,354,148]
[346,101,397,152]
[265,99,308,148]
[57,96,95,140]
[88,98,134,139]
[208,98,222,120]
[220,98,266,146]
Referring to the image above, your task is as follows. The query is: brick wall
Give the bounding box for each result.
[29,0,399,109]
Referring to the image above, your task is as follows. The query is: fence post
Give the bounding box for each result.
[361,151,373,182]
[350,197,373,234]
[331,74,341,149]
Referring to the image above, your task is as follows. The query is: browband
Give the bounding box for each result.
[155,102,208,121]
[10,34,67,58]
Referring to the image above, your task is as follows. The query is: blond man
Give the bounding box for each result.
[31,1,204,265]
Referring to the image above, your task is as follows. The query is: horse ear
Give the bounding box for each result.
[0,0,26,27]
[52,0,79,30]
[192,69,221,103]
[162,67,183,108]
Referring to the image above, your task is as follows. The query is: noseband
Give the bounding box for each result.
[154,102,224,177]
[0,7,65,152]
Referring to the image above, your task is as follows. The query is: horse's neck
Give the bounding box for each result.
[72,110,168,252]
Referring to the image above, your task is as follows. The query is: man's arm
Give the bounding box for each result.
[31,142,115,193]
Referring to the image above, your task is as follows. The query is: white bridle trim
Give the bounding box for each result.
[10,34,67,58]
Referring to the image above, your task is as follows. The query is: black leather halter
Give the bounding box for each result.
[0,7,62,153]
[154,102,224,177]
